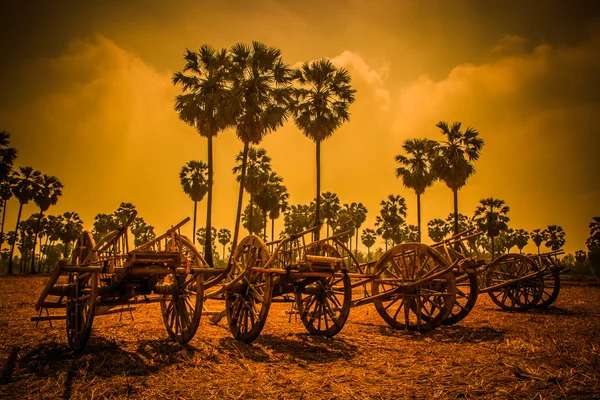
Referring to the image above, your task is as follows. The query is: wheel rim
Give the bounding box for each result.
[441,272,478,325]
[372,243,456,332]
[160,272,203,344]
[226,235,272,344]
[535,272,560,308]
[485,254,543,311]
[66,273,96,352]
[295,272,351,337]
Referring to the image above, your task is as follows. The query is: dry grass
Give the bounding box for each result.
[1,276,599,399]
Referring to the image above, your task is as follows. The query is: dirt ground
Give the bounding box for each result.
[0,276,599,399]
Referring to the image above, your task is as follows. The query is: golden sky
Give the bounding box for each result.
[1,0,599,255]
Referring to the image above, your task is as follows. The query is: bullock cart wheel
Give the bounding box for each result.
[372,243,456,332]
[159,235,203,344]
[226,235,273,344]
[66,232,98,352]
[535,271,560,309]
[485,254,543,311]
[296,243,352,337]
[442,271,478,325]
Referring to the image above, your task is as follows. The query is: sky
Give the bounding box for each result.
[1,0,599,255]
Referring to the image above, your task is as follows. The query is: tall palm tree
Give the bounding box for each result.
[228,41,293,259]
[196,227,218,256]
[445,212,472,234]
[333,208,355,250]
[31,174,63,273]
[427,218,450,243]
[361,228,377,261]
[57,212,83,258]
[531,229,547,255]
[0,181,12,249]
[473,198,510,260]
[513,229,530,254]
[395,138,438,242]
[8,167,41,274]
[377,194,407,247]
[404,224,419,242]
[292,59,356,238]
[267,180,289,242]
[282,204,315,236]
[0,131,17,180]
[544,225,566,251]
[92,213,118,242]
[346,202,367,257]
[321,192,341,237]
[254,171,286,240]
[432,121,484,235]
[179,160,209,245]
[217,228,231,260]
[173,45,232,267]
[233,147,272,234]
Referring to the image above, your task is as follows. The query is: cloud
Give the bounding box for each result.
[330,51,391,111]
[389,29,600,251]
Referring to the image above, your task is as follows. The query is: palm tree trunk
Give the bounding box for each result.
[229,142,249,267]
[192,201,197,244]
[491,236,495,260]
[367,247,370,262]
[41,235,50,272]
[249,194,254,234]
[416,193,422,242]
[326,222,329,238]
[355,227,359,258]
[271,218,275,242]
[204,134,214,267]
[263,213,267,240]
[7,202,23,275]
[315,140,321,240]
[30,210,44,274]
[0,199,6,248]
[453,189,459,235]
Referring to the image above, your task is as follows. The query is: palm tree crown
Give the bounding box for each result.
[292,58,356,234]
[432,121,484,234]
[227,41,293,261]
[544,225,566,251]
[173,45,232,267]
[395,138,438,242]
[473,198,510,260]
[180,160,208,244]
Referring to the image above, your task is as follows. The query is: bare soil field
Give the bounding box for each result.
[0,276,599,399]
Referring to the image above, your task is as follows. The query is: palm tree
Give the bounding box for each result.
[196,227,218,256]
[377,194,407,247]
[131,217,156,247]
[8,167,41,274]
[267,180,289,242]
[432,121,484,235]
[0,131,17,252]
[233,147,272,234]
[404,224,419,242]
[333,208,355,249]
[473,198,510,260]
[544,225,566,251]
[57,212,83,258]
[217,228,231,260]
[531,229,547,255]
[282,203,315,236]
[228,41,293,259]
[445,212,472,234]
[92,213,118,242]
[292,59,356,238]
[427,218,450,243]
[588,217,600,248]
[0,181,12,249]
[575,250,587,264]
[512,229,530,254]
[173,45,232,267]
[254,171,287,240]
[395,138,437,242]
[361,228,377,261]
[179,160,209,245]
[346,202,367,257]
[321,192,341,237]
[0,131,17,180]
[30,174,63,273]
